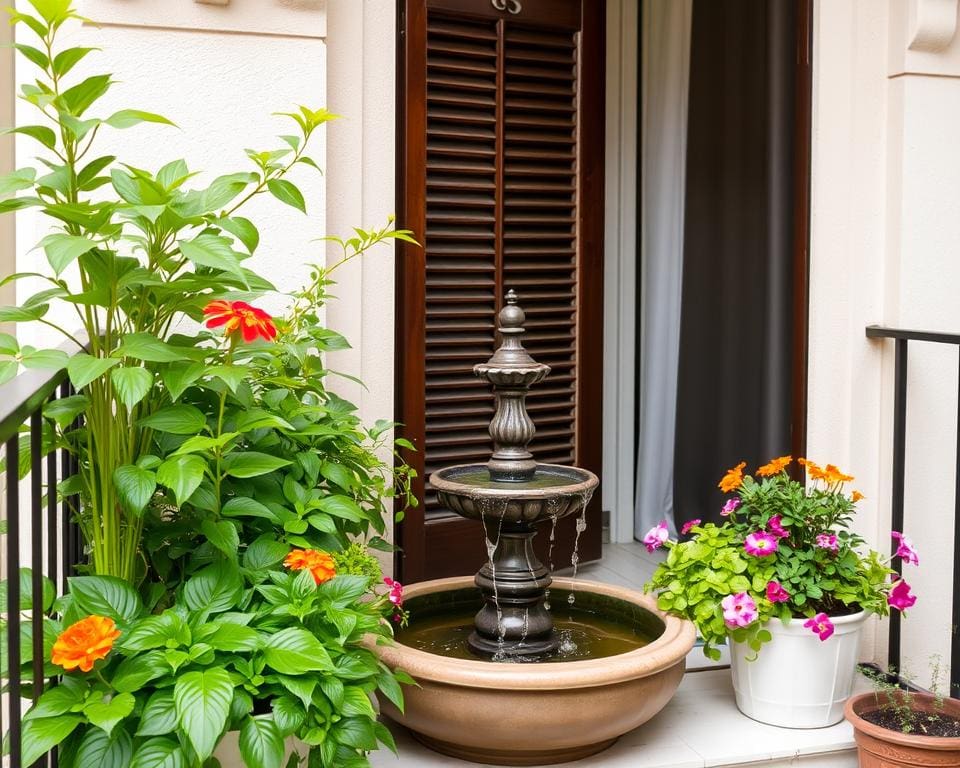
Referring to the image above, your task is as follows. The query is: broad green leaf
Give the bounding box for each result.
[216,215,259,253]
[62,74,113,116]
[69,574,143,623]
[130,737,185,768]
[242,535,289,570]
[122,612,189,652]
[20,347,68,371]
[23,0,70,24]
[111,650,167,693]
[201,519,239,558]
[174,668,234,762]
[115,333,184,363]
[271,696,305,737]
[84,692,135,736]
[320,461,356,490]
[105,109,176,129]
[223,452,291,478]
[20,715,83,767]
[136,691,177,737]
[341,685,376,718]
[24,683,83,720]
[316,495,364,522]
[7,125,57,149]
[0,360,16,384]
[239,715,284,768]
[53,46,98,77]
[67,353,120,390]
[266,178,306,213]
[39,233,98,274]
[140,404,207,434]
[43,394,88,427]
[111,366,153,409]
[332,717,377,751]
[156,159,191,189]
[376,670,405,715]
[113,464,156,516]
[12,43,48,69]
[179,234,246,282]
[0,567,56,611]
[0,303,47,323]
[0,167,36,197]
[73,726,134,768]
[206,622,260,652]
[183,560,242,613]
[161,361,204,401]
[263,627,333,675]
[156,454,206,505]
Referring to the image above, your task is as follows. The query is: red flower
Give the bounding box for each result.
[203,300,277,343]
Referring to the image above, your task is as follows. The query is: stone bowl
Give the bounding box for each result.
[368,576,696,766]
[430,463,599,526]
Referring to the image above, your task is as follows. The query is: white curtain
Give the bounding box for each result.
[634,0,692,539]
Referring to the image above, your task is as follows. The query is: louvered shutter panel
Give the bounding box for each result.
[397,0,604,581]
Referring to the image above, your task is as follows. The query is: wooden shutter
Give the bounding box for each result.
[397,0,604,582]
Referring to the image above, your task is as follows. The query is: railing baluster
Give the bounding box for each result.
[30,412,47,768]
[46,410,58,768]
[953,348,960,698]
[7,434,22,767]
[888,337,908,674]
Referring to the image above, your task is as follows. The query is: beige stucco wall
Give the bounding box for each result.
[808,0,960,681]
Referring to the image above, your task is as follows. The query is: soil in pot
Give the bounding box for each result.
[861,709,960,738]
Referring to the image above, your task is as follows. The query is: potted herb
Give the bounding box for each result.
[845,663,960,767]
[0,2,416,765]
[645,456,918,728]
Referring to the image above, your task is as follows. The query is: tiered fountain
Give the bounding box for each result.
[371,292,695,765]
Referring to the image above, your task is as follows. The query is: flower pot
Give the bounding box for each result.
[729,610,868,728]
[213,729,308,767]
[845,692,960,767]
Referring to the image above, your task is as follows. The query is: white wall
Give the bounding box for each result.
[808,0,960,683]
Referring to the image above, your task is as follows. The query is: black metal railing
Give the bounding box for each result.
[1,355,83,767]
[866,324,960,696]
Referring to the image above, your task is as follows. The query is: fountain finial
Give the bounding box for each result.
[474,292,550,482]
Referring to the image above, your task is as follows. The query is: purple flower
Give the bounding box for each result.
[767,514,789,539]
[720,498,741,517]
[815,533,839,552]
[888,579,917,612]
[891,532,919,566]
[721,592,758,628]
[744,531,779,557]
[804,612,834,641]
[765,580,790,603]
[681,518,701,536]
[642,520,669,553]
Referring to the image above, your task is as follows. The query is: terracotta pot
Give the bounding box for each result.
[368,576,696,766]
[730,610,868,728]
[845,692,960,767]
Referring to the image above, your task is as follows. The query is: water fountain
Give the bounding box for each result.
[371,292,695,765]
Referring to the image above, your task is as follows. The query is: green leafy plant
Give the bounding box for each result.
[860,657,960,736]
[645,456,915,659]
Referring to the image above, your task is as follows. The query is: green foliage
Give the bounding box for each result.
[332,543,383,583]
[646,459,898,658]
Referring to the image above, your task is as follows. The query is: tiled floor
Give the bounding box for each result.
[370,542,860,768]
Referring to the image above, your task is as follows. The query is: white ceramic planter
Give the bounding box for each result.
[729,610,868,729]
[213,730,307,767]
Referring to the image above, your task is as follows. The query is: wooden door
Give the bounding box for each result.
[396,0,604,582]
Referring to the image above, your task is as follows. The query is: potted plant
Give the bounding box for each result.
[645,456,918,728]
[0,1,416,765]
[845,662,960,767]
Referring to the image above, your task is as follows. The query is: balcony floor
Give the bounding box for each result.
[371,542,862,768]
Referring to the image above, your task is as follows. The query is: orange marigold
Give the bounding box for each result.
[757,455,793,477]
[852,490,865,503]
[51,615,121,673]
[718,462,747,493]
[799,458,827,481]
[284,549,336,585]
[823,464,855,485]
[203,299,277,343]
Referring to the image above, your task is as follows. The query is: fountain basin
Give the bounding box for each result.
[369,576,696,766]
[431,463,598,525]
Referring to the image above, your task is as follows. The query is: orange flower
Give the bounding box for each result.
[823,464,855,485]
[718,462,747,493]
[284,549,336,585]
[203,299,277,343]
[852,490,865,503]
[799,458,827,481]
[757,455,793,477]
[51,615,121,673]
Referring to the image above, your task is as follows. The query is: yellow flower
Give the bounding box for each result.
[718,462,747,493]
[757,455,792,477]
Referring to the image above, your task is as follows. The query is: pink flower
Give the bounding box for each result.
[720,498,741,517]
[643,520,669,553]
[891,532,919,566]
[681,519,701,536]
[815,533,839,552]
[888,579,917,612]
[804,612,834,641]
[721,592,758,628]
[766,581,790,603]
[744,531,779,557]
[767,515,789,539]
[384,577,404,607]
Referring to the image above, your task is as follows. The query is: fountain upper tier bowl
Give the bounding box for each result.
[430,463,599,525]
